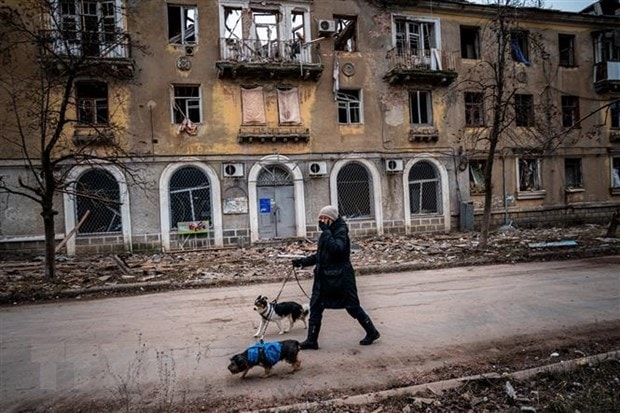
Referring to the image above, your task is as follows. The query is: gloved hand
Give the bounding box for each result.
[292,258,303,268]
[318,220,330,231]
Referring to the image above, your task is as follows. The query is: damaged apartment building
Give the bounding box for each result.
[0,0,619,256]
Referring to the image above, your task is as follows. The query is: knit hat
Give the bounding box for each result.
[318,205,339,221]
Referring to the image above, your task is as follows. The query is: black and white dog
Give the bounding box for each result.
[253,295,309,338]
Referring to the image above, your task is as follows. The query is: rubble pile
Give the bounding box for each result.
[1,225,618,304]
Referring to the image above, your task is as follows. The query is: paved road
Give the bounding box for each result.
[1,256,619,412]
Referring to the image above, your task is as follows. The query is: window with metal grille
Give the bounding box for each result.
[558,34,576,67]
[169,166,212,230]
[337,90,362,124]
[561,95,580,127]
[75,169,121,234]
[409,90,432,125]
[460,26,480,59]
[168,5,197,44]
[518,158,542,191]
[611,100,620,129]
[336,162,372,219]
[409,161,440,214]
[469,159,486,194]
[172,85,201,124]
[564,158,583,189]
[464,92,484,126]
[76,81,108,125]
[257,165,292,186]
[514,94,534,127]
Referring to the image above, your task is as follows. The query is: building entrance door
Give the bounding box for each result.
[256,165,296,239]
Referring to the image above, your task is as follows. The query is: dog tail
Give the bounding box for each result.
[302,303,310,317]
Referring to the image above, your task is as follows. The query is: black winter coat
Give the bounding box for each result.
[299,217,360,309]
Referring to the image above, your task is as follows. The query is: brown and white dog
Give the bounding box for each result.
[253,295,309,338]
[227,339,301,378]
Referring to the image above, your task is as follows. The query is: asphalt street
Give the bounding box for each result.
[1,255,619,411]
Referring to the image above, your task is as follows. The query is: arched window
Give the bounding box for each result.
[76,169,122,234]
[169,166,212,229]
[409,161,440,214]
[337,162,372,219]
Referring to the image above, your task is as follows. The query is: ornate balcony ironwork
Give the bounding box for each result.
[384,47,457,85]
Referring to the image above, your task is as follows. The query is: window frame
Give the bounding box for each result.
[75,80,109,125]
[460,26,480,60]
[171,84,202,124]
[408,160,441,215]
[610,100,620,129]
[409,90,433,126]
[337,89,363,125]
[336,162,372,219]
[561,95,580,128]
[514,94,535,127]
[510,29,530,65]
[558,33,576,67]
[75,168,122,235]
[469,159,487,194]
[517,157,545,198]
[334,15,357,52]
[464,91,485,126]
[612,157,620,190]
[167,4,198,45]
[564,157,583,190]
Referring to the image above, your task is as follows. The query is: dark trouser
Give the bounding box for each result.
[308,301,369,325]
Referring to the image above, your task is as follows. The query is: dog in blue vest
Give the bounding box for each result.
[227,339,301,378]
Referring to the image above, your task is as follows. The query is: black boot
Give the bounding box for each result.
[359,317,380,345]
[300,322,320,350]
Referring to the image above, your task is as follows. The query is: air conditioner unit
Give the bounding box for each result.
[385,159,404,173]
[222,163,244,178]
[318,19,336,33]
[308,161,328,177]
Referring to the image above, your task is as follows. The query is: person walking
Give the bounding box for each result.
[292,205,380,350]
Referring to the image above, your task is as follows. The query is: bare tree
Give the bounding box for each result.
[0,1,143,278]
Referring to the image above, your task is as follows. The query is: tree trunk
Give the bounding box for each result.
[42,208,56,279]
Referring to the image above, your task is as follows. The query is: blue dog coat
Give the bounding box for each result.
[247,342,282,366]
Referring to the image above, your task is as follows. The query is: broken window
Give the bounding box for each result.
[611,100,620,129]
[241,86,266,125]
[168,4,197,44]
[334,16,357,52]
[409,90,432,125]
[409,161,440,214]
[564,158,583,189]
[464,92,484,126]
[253,9,280,58]
[558,34,576,67]
[613,157,620,188]
[172,85,201,124]
[59,0,119,56]
[75,169,122,234]
[76,80,109,125]
[337,89,362,124]
[514,94,534,127]
[337,162,372,219]
[460,26,480,59]
[518,158,542,192]
[561,95,580,127]
[169,166,212,230]
[469,160,486,194]
[277,87,301,124]
[510,30,531,65]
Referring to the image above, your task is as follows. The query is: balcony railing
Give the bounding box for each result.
[594,61,620,93]
[384,47,458,85]
[217,38,323,80]
[39,30,134,78]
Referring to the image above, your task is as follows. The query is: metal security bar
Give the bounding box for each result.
[169,166,212,229]
[76,169,122,234]
[337,162,372,219]
[257,165,292,186]
[409,161,440,214]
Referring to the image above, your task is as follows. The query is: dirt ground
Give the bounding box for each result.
[2,224,619,412]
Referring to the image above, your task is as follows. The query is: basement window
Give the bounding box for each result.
[168,4,197,45]
[76,80,109,125]
[334,16,357,52]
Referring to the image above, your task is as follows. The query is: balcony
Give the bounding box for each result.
[216,38,323,81]
[237,126,310,144]
[594,61,620,93]
[39,30,134,79]
[384,48,458,85]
